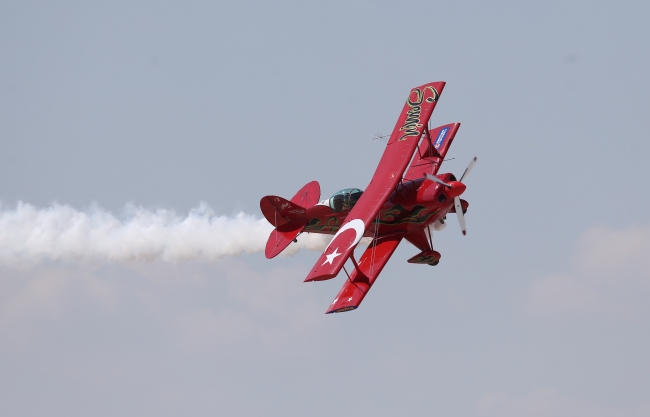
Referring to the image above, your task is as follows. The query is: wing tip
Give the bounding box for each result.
[325,306,358,314]
[304,272,337,282]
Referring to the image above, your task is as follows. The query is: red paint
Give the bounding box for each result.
[260,82,475,313]
[445,181,466,198]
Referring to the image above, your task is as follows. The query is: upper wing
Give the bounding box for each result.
[403,122,461,181]
[305,81,445,282]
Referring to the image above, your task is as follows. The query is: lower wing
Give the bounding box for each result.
[326,233,403,313]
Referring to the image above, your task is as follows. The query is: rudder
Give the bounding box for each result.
[260,181,321,259]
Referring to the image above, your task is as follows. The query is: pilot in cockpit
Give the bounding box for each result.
[329,188,363,213]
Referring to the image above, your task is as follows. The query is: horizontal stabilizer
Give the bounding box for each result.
[265,221,305,259]
[260,181,320,228]
[261,181,320,258]
[260,196,307,228]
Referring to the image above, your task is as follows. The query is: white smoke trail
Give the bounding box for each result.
[0,202,331,266]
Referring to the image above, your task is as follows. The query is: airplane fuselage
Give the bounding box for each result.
[302,173,467,238]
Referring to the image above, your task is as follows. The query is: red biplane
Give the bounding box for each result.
[260,81,476,313]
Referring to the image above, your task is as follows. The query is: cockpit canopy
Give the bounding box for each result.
[329,188,363,213]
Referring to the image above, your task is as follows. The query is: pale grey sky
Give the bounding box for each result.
[1,1,650,416]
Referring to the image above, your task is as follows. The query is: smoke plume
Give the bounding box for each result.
[0,202,331,266]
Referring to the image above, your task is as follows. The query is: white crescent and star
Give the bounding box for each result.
[319,218,365,269]
[323,218,365,253]
[322,247,342,266]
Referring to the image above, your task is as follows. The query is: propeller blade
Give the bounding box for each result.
[459,157,477,182]
[454,196,466,235]
[425,173,451,188]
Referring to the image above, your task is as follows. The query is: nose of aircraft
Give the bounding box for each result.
[445,181,466,198]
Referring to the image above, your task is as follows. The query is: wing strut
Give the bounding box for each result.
[426,225,433,248]
[423,124,434,158]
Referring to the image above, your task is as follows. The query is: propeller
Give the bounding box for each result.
[426,175,451,188]
[459,156,477,182]
[426,157,477,236]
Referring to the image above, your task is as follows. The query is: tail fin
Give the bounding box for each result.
[260,181,321,259]
[290,180,320,207]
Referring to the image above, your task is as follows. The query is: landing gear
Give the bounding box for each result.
[407,250,441,266]
[433,218,447,231]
